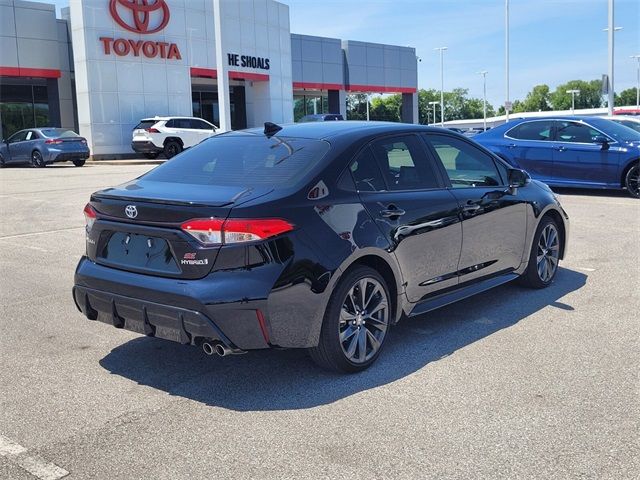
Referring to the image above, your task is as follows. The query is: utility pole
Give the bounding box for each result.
[606,0,618,115]
[567,89,580,113]
[505,0,510,122]
[434,47,447,126]
[479,71,488,131]
[428,101,438,125]
[632,55,640,110]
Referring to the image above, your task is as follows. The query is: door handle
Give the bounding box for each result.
[556,146,566,152]
[380,205,406,218]
[507,143,517,149]
[462,203,481,214]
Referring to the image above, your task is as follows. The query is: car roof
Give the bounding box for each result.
[139,116,208,122]
[241,121,448,140]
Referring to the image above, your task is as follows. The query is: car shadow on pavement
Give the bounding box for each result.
[552,187,630,198]
[99,267,587,411]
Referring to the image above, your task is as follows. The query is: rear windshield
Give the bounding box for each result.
[40,128,79,138]
[142,133,331,187]
[134,120,157,130]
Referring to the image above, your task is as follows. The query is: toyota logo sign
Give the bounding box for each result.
[125,205,138,219]
[109,0,170,34]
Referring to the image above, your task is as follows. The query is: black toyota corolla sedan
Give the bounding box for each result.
[73,121,569,373]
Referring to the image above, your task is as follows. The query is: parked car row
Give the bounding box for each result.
[473,115,640,198]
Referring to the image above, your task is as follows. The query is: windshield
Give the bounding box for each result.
[142,133,331,187]
[588,118,640,141]
[40,128,79,138]
[612,119,640,134]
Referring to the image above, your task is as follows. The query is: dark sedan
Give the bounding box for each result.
[473,116,640,197]
[73,121,569,373]
[0,128,90,167]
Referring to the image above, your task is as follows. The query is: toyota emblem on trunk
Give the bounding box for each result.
[125,205,138,218]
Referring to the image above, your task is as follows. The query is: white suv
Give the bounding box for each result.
[131,116,218,159]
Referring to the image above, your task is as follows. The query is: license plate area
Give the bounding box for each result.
[100,232,180,274]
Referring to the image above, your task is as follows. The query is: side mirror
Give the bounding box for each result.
[592,135,610,150]
[507,168,530,194]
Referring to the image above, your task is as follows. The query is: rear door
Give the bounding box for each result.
[352,134,462,302]
[552,120,619,185]
[424,132,527,284]
[503,120,555,182]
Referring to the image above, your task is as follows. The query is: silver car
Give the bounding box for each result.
[0,128,90,168]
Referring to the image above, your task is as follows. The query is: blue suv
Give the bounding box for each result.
[473,116,640,198]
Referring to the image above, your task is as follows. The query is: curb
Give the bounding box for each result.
[87,159,166,166]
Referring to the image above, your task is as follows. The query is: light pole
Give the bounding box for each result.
[604,0,623,115]
[428,101,438,125]
[434,47,447,126]
[478,71,488,131]
[566,89,580,113]
[631,55,640,110]
[505,0,510,122]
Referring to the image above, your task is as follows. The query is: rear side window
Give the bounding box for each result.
[134,121,157,130]
[425,133,503,188]
[350,147,387,192]
[142,134,330,187]
[507,121,554,141]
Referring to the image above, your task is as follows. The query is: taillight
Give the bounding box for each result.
[83,203,97,232]
[146,128,160,133]
[45,138,62,144]
[181,218,293,246]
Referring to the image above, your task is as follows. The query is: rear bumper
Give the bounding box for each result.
[48,151,90,163]
[131,141,162,153]
[73,256,273,350]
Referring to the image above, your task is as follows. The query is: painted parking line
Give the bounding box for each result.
[0,435,69,480]
[0,226,83,240]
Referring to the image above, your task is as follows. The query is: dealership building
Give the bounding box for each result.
[0,0,419,157]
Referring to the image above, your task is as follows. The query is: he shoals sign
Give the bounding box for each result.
[100,0,182,60]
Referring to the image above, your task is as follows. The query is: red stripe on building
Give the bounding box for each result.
[293,82,344,90]
[190,68,269,82]
[229,71,269,81]
[347,84,417,94]
[0,67,61,78]
[190,67,217,79]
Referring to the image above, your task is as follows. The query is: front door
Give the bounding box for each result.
[6,130,29,163]
[351,134,462,302]
[424,132,528,284]
[552,120,619,186]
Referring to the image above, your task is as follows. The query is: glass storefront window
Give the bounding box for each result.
[292,93,329,122]
[0,83,49,139]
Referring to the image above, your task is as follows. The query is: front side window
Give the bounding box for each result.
[7,130,28,143]
[555,121,604,143]
[425,133,503,188]
[369,135,439,191]
[507,121,554,141]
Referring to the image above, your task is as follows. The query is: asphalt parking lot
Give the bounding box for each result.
[0,164,638,480]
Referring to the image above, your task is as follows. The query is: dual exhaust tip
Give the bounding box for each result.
[202,341,233,357]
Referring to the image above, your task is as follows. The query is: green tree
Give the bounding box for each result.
[549,79,604,110]
[519,84,552,112]
[615,87,638,107]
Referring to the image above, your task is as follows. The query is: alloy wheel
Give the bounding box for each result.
[339,277,389,364]
[31,151,45,168]
[626,165,640,198]
[536,223,560,282]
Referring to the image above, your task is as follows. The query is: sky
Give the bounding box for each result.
[51,0,639,108]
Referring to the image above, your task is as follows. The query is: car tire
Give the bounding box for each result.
[309,266,391,373]
[163,141,182,159]
[31,150,46,168]
[144,152,160,159]
[73,160,86,167]
[624,162,639,198]
[519,216,561,289]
